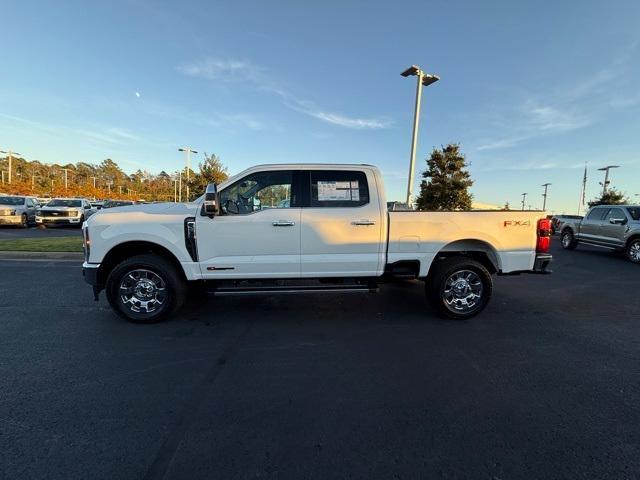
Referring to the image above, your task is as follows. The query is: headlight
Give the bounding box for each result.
[74,210,82,217]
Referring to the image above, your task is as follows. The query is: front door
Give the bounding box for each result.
[599,207,627,248]
[196,169,302,279]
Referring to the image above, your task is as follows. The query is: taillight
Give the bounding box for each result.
[536,218,551,253]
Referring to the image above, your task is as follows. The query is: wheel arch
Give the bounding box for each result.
[625,234,640,249]
[97,241,187,287]
[427,239,500,277]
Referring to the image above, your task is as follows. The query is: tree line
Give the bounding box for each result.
[0,153,229,201]
[1,147,629,209]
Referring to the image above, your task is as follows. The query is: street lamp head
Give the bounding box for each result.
[598,165,620,171]
[421,74,440,87]
[542,183,552,187]
[400,65,421,77]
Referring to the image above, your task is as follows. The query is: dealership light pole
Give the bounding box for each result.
[179,147,198,201]
[0,150,21,184]
[521,192,527,211]
[541,183,551,211]
[598,165,619,196]
[400,65,439,207]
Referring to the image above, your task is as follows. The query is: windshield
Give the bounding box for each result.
[627,207,640,221]
[47,199,82,207]
[0,196,25,205]
[103,200,133,208]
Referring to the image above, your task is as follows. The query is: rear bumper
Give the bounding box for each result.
[532,253,552,274]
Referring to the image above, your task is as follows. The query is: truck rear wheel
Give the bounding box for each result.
[427,257,492,319]
[561,229,578,250]
[105,254,187,323]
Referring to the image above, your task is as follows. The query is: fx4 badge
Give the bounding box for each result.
[504,220,531,227]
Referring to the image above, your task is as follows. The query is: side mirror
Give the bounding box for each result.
[201,183,219,217]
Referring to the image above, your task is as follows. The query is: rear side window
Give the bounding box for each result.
[606,208,626,222]
[310,170,369,208]
[586,208,608,221]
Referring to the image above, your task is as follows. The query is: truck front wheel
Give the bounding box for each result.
[105,254,187,323]
[427,257,493,319]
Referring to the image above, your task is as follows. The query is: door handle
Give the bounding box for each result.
[272,220,296,227]
[351,220,376,226]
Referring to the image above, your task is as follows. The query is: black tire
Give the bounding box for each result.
[427,257,493,320]
[77,215,85,228]
[627,238,640,264]
[105,254,187,323]
[560,229,578,250]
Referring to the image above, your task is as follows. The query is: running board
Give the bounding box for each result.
[213,283,378,295]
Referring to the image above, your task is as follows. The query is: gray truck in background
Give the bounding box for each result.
[560,205,640,263]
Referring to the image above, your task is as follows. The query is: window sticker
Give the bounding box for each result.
[317,180,360,201]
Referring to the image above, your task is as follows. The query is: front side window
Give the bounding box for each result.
[219,170,293,215]
[310,170,369,208]
[627,207,640,221]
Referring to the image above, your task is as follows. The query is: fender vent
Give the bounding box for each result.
[184,217,198,261]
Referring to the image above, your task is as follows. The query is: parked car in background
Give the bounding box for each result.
[559,205,640,263]
[102,199,135,209]
[551,214,583,234]
[36,197,52,206]
[0,195,40,227]
[36,198,96,227]
[91,200,105,210]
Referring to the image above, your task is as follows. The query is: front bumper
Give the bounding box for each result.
[36,216,82,225]
[82,262,101,286]
[532,253,552,274]
[0,216,24,225]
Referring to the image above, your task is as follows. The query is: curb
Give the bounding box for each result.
[0,251,84,261]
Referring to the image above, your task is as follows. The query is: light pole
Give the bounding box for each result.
[91,176,97,188]
[400,65,439,207]
[178,147,198,201]
[541,183,551,211]
[0,150,22,184]
[597,165,619,196]
[521,193,527,211]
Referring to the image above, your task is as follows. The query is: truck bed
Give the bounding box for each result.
[387,210,547,275]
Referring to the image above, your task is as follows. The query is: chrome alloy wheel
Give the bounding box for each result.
[629,241,640,263]
[442,269,483,314]
[561,232,572,248]
[119,269,167,314]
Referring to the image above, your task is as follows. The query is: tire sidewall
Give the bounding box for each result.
[106,257,180,323]
[628,240,640,264]
[561,230,575,249]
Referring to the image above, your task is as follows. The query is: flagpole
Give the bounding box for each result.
[577,162,587,215]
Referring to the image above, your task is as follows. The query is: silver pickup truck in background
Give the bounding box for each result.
[559,205,640,263]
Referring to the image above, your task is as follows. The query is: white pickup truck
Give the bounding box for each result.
[82,164,552,322]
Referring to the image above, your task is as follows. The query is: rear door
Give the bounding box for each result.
[599,207,628,247]
[300,169,383,277]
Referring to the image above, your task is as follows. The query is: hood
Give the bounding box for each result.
[88,201,200,226]
[40,205,82,210]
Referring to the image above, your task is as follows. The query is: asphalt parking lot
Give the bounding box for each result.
[1,241,639,479]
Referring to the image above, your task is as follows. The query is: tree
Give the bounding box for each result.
[587,188,628,207]
[415,144,473,211]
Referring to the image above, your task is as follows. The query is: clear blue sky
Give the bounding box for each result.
[2,0,639,212]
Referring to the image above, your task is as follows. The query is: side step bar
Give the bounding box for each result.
[211,282,378,295]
